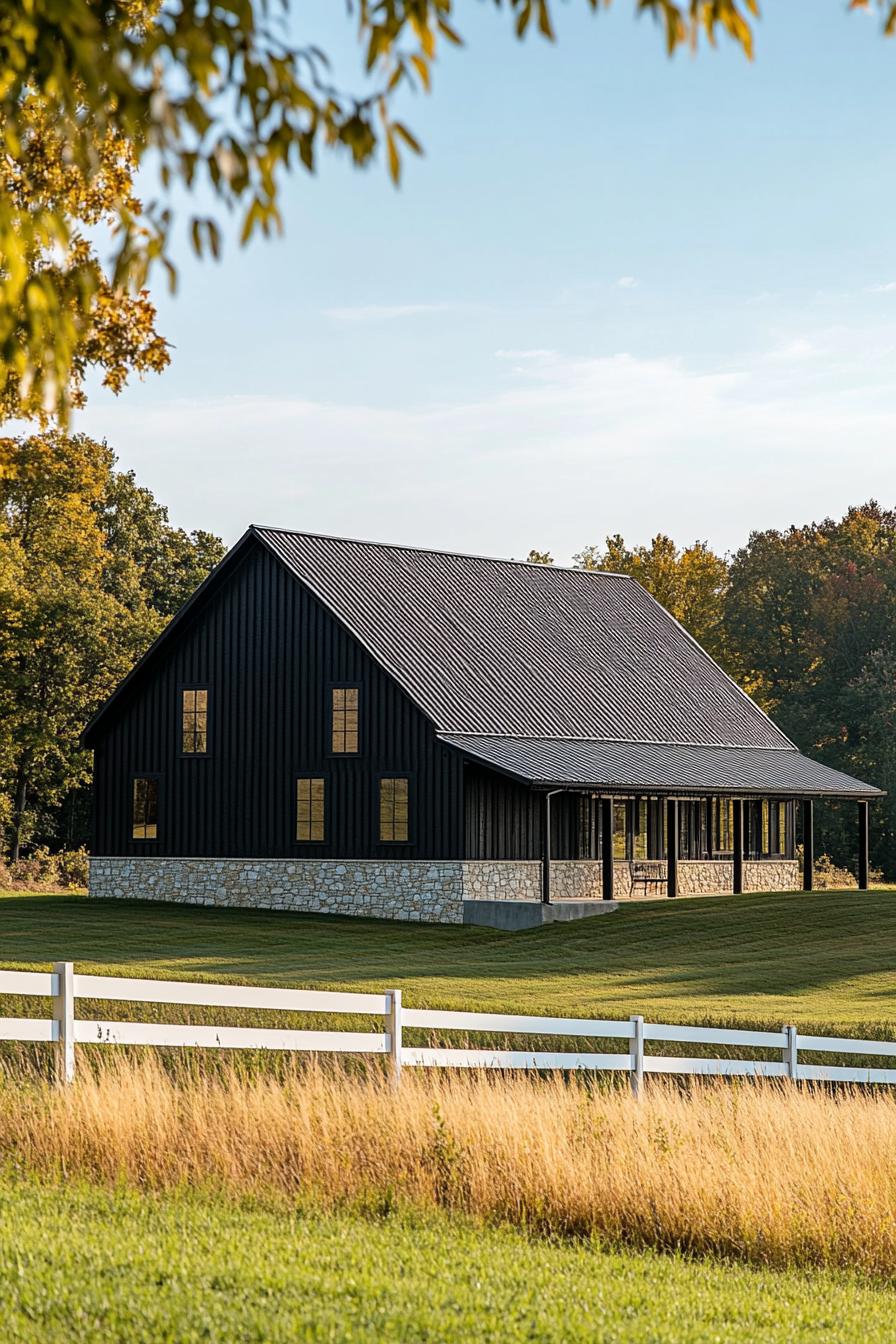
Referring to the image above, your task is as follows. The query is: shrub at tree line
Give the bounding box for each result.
[2,434,893,880]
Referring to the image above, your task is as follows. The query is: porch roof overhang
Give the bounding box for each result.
[439,734,884,799]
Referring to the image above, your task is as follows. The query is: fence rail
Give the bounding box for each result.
[1,964,895,1089]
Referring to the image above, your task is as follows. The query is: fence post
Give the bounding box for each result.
[53,961,75,1086]
[783,1024,798,1082]
[387,989,402,1086]
[630,1014,644,1098]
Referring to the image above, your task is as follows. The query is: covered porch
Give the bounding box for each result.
[446,734,883,907]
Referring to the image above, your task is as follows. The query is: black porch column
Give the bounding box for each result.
[802,799,814,891]
[858,800,869,891]
[601,797,614,901]
[541,791,552,904]
[732,799,743,895]
[666,798,678,898]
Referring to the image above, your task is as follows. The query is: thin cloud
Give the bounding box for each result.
[867,282,896,294]
[76,327,896,558]
[615,276,638,289]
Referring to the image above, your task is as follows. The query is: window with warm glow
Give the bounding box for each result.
[296,777,325,842]
[379,777,409,842]
[132,777,158,840]
[331,687,359,753]
[182,688,208,753]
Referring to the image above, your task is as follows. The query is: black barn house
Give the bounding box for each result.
[83,528,882,926]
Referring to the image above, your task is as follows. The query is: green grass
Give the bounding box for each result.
[0,886,894,1030]
[1,1180,893,1343]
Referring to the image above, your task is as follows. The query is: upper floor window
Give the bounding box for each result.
[296,777,325,842]
[379,777,409,842]
[182,688,208,754]
[132,777,158,840]
[331,687,359,754]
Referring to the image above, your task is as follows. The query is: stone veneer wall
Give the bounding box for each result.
[89,855,802,924]
[89,857,466,924]
[460,861,542,902]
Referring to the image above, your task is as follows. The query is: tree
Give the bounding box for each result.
[5,0,894,422]
[725,502,896,877]
[526,550,555,565]
[0,97,170,423]
[575,533,730,663]
[0,433,224,859]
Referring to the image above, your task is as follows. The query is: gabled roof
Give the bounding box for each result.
[255,527,792,750]
[440,735,883,799]
[81,525,882,799]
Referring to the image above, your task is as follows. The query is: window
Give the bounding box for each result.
[132,777,158,840]
[296,777,325,842]
[182,688,208,754]
[716,799,733,853]
[761,800,771,854]
[379,777,409,842]
[633,799,648,860]
[612,801,628,859]
[331,687,359,753]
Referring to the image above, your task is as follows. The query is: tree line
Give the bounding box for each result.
[2,431,893,878]
[532,508,896,878]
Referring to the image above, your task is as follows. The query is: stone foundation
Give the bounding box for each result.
[89,854,802,925]
[88,857,466,924]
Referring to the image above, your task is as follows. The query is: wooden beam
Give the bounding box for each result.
[732,799,743,895]
[601,797,614,901]
[666,798,678,898]
[857,800,869,891]
[802,799,814,891]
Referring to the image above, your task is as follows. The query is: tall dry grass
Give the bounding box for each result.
[1,1057,895,1277]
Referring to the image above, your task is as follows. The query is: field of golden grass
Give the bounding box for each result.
[2,1056,894,1281]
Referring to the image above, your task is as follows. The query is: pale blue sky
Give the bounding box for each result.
[76,0,896,560]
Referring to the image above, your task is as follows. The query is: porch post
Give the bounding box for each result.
[732,799,743,895]
[666,798,678,898]
[541,791,552,904]
[857,800,869,891]
[802,799,814,891]
[601,797,614,901]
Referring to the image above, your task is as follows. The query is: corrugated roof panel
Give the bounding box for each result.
[439,735,882,798]
[255,528,794,750]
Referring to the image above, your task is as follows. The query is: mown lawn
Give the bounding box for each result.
[0,886,894,1029]
[1,1180,893,1344]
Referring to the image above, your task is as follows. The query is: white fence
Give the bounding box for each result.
[1,964,895,1091]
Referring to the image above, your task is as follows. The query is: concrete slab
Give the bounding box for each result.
[462,899,619,931]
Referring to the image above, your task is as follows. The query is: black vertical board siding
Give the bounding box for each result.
[92,540,464,859]
[462,767,593,860]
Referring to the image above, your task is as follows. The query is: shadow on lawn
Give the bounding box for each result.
[0,890,894,1015]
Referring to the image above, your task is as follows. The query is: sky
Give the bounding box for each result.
[73,0,896,562]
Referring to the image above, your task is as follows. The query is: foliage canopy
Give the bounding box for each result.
[3,0,896,421]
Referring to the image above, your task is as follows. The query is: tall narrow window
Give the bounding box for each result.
[296,777,325,842]
[633,798,648,860]
[331,687,359,753]
[379,777,409,842]
[612,801,627,859]
[132,777,158,840]
[182,688,208,754]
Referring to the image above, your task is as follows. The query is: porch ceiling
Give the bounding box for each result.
[439,735,883,799]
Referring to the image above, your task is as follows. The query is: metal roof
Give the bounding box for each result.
[439,734,882,798]
[255,527,794,750]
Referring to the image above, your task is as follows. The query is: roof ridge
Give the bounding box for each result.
[250,524,631,579]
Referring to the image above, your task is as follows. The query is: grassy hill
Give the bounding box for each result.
[1,886,894,1030]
